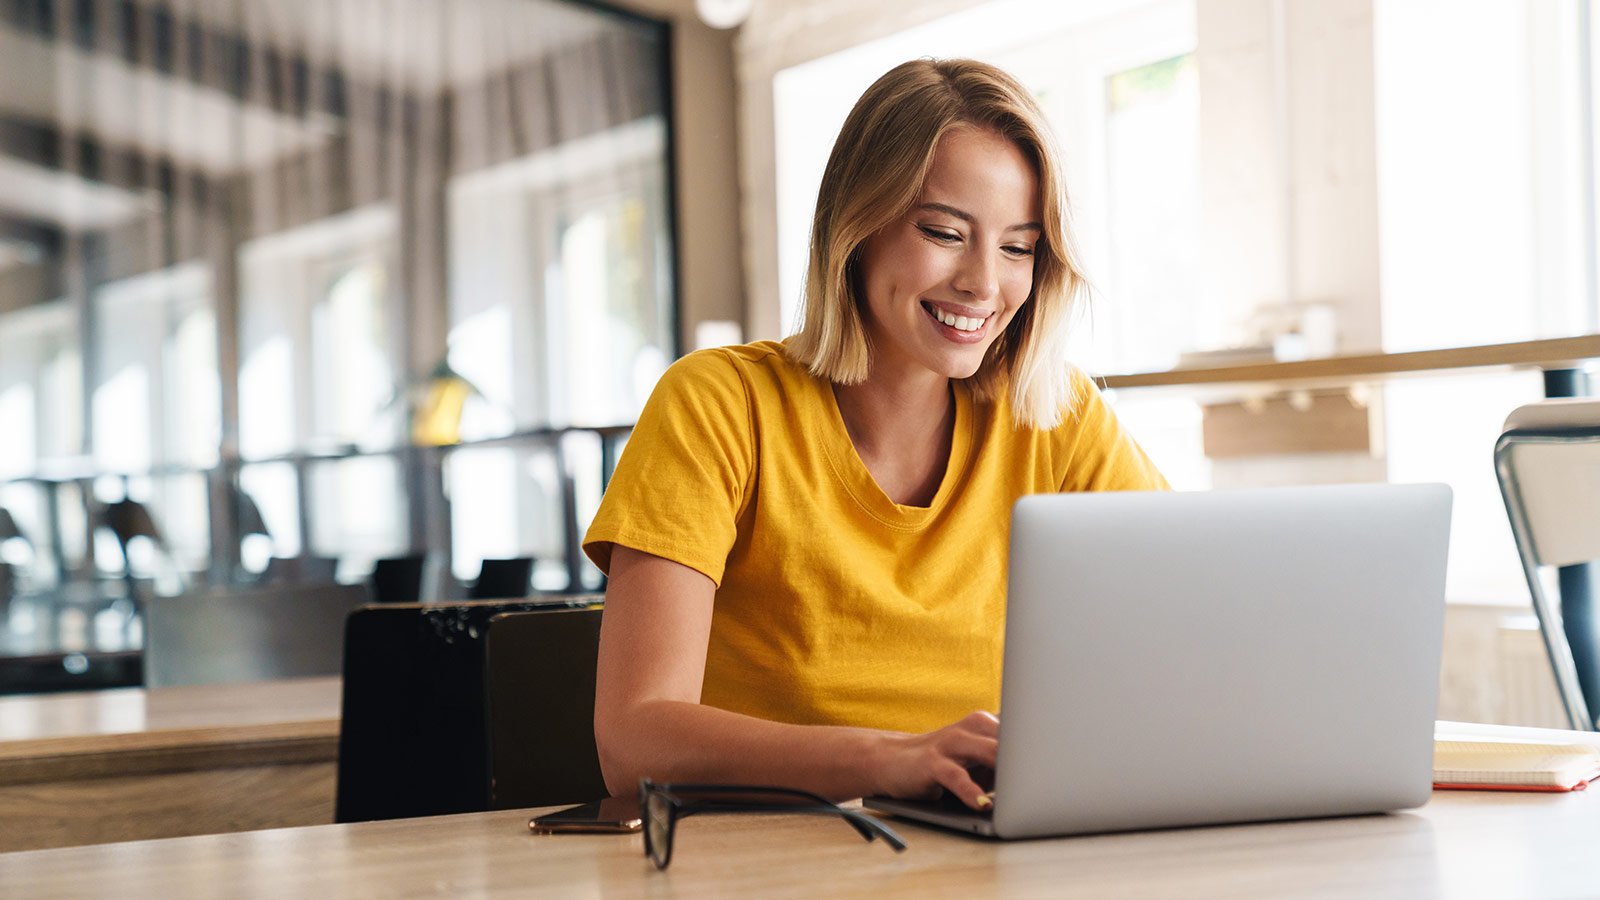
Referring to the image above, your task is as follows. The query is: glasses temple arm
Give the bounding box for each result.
[673,802,905,851]
[841,809,907,851]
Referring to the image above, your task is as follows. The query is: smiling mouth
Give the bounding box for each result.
[922,301,990,333]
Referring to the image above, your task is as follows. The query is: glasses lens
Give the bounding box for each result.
[645,790,672,868]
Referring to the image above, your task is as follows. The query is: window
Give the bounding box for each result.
[546,192,670,427]
[445,119,673,583]
[237,207,408,571]
[1375,0,1597,350]
[447,119,673,430]
[312,258,395,445]
[238,206,401,459]
[0,0,678,615]
[1101,54,1201,374]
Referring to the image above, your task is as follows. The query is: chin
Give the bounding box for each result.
[931,350,988,381]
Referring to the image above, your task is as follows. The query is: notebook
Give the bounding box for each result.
[1433,740,1600,792]
[865,483,1452,839]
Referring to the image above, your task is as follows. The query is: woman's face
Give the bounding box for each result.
[857,125,1042,383]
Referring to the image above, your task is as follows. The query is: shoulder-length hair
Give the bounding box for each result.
[786,58,1087,430]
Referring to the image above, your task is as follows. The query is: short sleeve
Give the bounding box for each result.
[1056,368,1170,493]
[582,349,755,586]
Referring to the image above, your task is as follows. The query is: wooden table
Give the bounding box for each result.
[0,677,341,852]
[0,789,1595,898]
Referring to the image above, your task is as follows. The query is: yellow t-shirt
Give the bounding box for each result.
[583,340,1167,734]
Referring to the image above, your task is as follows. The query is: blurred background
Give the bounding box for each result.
[0,0,1595,724]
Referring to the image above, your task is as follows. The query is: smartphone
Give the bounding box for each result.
[528,796,643,834]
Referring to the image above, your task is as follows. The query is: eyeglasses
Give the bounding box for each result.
[638,779,907,870]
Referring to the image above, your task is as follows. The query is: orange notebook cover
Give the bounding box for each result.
[1433,781,1589,793]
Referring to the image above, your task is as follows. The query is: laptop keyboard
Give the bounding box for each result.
[935,791,994,817]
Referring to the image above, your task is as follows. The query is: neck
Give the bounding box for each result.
[833,367,954,456]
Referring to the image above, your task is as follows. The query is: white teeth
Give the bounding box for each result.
[932,306,985,332]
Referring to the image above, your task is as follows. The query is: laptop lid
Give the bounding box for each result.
[992,483,1451,839]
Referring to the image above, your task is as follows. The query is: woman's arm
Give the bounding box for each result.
[593,545,998,808]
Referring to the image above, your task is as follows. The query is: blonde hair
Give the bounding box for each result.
[786,58,1087,430]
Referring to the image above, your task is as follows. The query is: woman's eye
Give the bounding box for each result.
[1003,245,1035,258]
[918,226,960,243]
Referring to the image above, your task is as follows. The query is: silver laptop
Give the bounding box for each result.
[866,483,1451,839]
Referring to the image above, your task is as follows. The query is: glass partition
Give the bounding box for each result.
[0,0,675,692]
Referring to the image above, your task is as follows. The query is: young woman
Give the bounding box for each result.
[583,58,1167,812]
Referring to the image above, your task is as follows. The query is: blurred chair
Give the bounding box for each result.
[94,496,176,606]
[483,607,607,809]
[143,583,367,688]
[261,555,340,584]
[467,557,535,600]
[0,506,23,617]
[231,483,271,540]
[0,562,13,619]
[1495,399,1600,730]
[368,553,427,604]
[335,596,601,823]
[0,505,27,548]
[98,497,164,553]
[226,482,273,583]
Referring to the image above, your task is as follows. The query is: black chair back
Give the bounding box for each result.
[368,553,426,604]
[260,555,339,584]
[483,608,607,808]
[468,557,535,600]
[334,596,600,824]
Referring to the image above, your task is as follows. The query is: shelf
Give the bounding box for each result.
[1096,335,1600,390]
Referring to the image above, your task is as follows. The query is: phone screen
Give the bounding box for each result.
[528,796,643,834]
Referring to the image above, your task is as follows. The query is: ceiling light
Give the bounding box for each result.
[696,0,752,29]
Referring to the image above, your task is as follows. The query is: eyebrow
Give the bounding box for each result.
[916,202,1042,233]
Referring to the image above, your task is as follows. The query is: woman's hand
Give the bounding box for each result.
[871,711,999,811]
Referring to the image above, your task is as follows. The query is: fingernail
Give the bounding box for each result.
[976,793,993,810]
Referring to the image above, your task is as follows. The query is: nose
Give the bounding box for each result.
[951,245,1000,304]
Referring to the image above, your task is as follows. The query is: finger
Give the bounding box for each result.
[938,731,998,768]
[962,710,1000,737]
[931,758,990,812]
